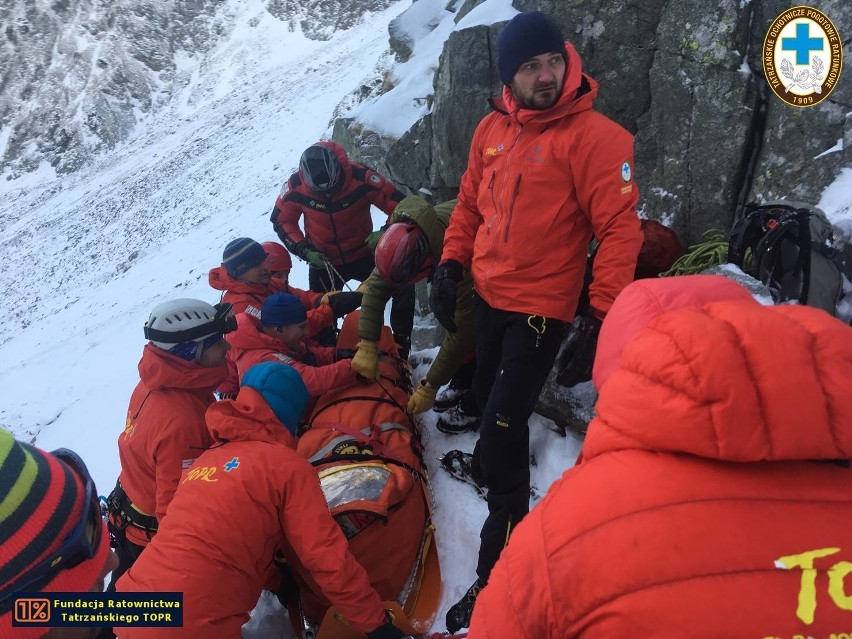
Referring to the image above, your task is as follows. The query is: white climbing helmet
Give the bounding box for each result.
[144,298,236,355]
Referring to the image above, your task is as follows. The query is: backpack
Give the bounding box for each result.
[728,201,851,316]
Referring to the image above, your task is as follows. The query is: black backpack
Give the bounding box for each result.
[728,201,851,316]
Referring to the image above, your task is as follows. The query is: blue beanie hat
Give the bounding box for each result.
[261,292,308,327]
[241,362,308,435]
[223,238,267,278]
[497,12,566,86]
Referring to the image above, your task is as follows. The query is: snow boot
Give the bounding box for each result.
[439,450,486,495]
[445,578,485,634]
[433,384,471,413]
[433,360,476,412]
[435,392,481,434]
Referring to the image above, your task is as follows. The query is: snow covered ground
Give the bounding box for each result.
[0,0,849,636]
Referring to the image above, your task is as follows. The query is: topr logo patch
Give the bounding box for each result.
[621,162,632,183]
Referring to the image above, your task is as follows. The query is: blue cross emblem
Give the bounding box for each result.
[782,23,823,65]
[224,457,240,472]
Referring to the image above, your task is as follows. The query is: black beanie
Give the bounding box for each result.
[497,12,566,86]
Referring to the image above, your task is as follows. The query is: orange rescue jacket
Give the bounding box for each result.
[115,388,387,638]
[117,344,225,546]
[441,42,642,320]
[469,277,852,638]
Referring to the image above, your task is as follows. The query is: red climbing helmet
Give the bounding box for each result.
[374,222,432,284]
[262,241,292,275]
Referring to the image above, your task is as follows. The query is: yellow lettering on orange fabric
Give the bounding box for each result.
[776,547,841,624]
[828,561,852,611]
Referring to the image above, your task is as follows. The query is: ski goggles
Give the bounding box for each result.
[0,448,103,612]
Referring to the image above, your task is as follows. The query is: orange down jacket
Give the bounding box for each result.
[441,42,642,320]
[115,387,387,639]
[468,276,852,638]
[117,344,226,546]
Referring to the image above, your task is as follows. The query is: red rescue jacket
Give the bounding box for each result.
[115,388,387,638]
[271,141,404,266]
[441,42,642,320]
[117,344,225,546]
[469,277,852,638]
[208,265,332,331]
[209,265,334,396]
[227,313,356,416]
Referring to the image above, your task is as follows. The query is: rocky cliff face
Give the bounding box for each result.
[0,0,395,177]
[339,0,851,244]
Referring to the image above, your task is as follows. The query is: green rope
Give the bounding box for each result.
[659,229,755,277]
[659,230,728,277]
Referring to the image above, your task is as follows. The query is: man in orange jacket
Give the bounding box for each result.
[104,298,235,596]
[468,275,852,637]
[208,236,361,330]
[429,11,643,631]
[209,237,361,395]
[227,292,359,422]
[115,362,411,639]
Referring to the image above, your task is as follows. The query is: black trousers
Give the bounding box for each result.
[470,299,566,582]
[308,252,416,342]
[105,528,146,593]
[97,530,147,639]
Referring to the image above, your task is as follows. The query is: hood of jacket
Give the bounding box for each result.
[137,343,227,392]
[207,265,268,296]
[390,195,458,265]
[205,386,297,448]
[227,312,284,352]
[583,276,852,464]
[491,41,597,127]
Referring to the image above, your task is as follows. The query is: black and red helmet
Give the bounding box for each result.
[375,223,432,285]
[299,144,343,194]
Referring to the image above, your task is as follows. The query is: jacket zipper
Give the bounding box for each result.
[487,171,497,234]
[483,127,523,293]
[503,174,522,243]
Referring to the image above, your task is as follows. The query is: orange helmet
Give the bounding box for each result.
[374,223,432,284]
[262,241,292,275]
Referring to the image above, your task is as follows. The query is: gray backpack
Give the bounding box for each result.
[728,200,851,316]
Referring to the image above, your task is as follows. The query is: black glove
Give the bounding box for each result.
[327,291,363,318]
[365,621,412,639]
[429,260,463,333]
[334,348,357,361]
[555,312,603,388]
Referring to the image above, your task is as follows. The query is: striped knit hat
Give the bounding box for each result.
[222,237,267,278]
[0,429,110,639]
